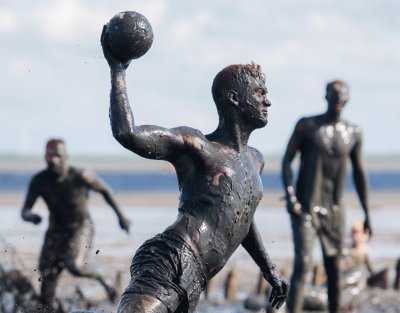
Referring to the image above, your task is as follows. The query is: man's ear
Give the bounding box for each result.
[228,90,239,107]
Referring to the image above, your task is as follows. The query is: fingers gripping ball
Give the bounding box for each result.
[106,11,153,62]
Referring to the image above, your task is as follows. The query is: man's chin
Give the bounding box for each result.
[256,118,268,128]
[48,168,63,176]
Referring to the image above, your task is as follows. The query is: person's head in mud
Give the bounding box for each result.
[45,138,68,177]
[325,79,349,118]
[351,220,369,248]
[212,62,271,130]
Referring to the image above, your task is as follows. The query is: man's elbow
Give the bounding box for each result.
[21,209,29,220]
[112,130,136,150]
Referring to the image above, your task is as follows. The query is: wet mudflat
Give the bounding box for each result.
[1,203,399,312]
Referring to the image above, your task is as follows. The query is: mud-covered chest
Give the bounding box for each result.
[312,123,356,157]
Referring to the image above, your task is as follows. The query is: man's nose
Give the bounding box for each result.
[48,157,59,164]
[264,98,271,107]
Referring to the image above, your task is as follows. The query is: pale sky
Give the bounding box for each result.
[1,0,399,158]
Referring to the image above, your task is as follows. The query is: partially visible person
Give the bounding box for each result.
[343,220,373,273]
[281,79,372,313]
[21,138,130,312]
[344,220,390,289]
[313,220,374,288]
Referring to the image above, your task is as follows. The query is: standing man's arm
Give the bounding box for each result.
[101,26,190,163]
[21,178,42,225]
[241,222,288,309]
[281,119,304,216]
[82,171,130,233]
[241,153,288,309]
[350,130,372,236]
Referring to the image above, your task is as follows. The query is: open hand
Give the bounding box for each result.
[266,272,289,309]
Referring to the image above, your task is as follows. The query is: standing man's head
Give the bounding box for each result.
[211,62,271,129]
[325,79,349,116]
[45,138,68,176]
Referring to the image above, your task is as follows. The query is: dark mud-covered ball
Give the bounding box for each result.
[106,11,153,62]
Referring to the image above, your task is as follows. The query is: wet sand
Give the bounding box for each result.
[1,189,399,312]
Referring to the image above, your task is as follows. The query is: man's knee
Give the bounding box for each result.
[118,293,169,313]
[64,259,85,277]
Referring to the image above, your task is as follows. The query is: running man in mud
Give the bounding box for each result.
[101,30,288,313]
[281,80,372,313]
[21,138,130,312]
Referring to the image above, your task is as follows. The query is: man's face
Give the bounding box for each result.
[326,84,349,113]
[240,75,271,128]
[45,143,68,175]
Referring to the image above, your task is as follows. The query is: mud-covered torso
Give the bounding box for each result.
[296,116,360,210]
[31,167,91,231]
[168,137,264,279]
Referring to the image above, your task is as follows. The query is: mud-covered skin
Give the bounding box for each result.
[101,26,288,313]
[169,138,264,279]
[21,140,130,311]
[281,81,372,313]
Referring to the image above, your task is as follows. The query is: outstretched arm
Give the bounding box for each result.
[82,170,130,233]
[350,130,372,236]
[21,178,42,225]
[101,26,186,162]
[281,119,304,216]
[241,222,288,309]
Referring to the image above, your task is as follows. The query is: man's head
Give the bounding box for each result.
[351,220,369,246]
[325,79,349,114]
[211,63,271,128]
[45,138,68,176]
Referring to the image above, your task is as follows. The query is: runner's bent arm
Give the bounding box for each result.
[82,170,130,233]
[21,177,42,225]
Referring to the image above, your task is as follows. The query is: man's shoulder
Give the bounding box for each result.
[31,169,48,181]
[301,114,323,123]
[68,166,83,175]
[68,166,94,182]
[248,146,263,157]
[294,114,321,131]
[175,126,206,138]
[341,118,361,130]
[248,146,264,163]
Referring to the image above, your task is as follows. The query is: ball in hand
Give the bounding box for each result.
[106,11,153,62]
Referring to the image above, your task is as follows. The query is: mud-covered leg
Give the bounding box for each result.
[65,223,118,302]
[38,232,66,312]
[287,214,316,313]
[39,263,64,311]
[323,255,341,313]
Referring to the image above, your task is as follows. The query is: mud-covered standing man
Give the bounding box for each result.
[101,26,288,312]
[281,80,372,313]
[21,138,130,312]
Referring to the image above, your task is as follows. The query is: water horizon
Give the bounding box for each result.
[1,169,399,193]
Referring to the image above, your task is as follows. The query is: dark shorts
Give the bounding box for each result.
[122,230,207,313]
[291,205,344,258]
[39,220,94,272]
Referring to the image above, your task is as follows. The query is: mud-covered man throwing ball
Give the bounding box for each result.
[101,11,288,313]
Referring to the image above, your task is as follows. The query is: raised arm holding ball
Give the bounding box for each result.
[101,11,288,313]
